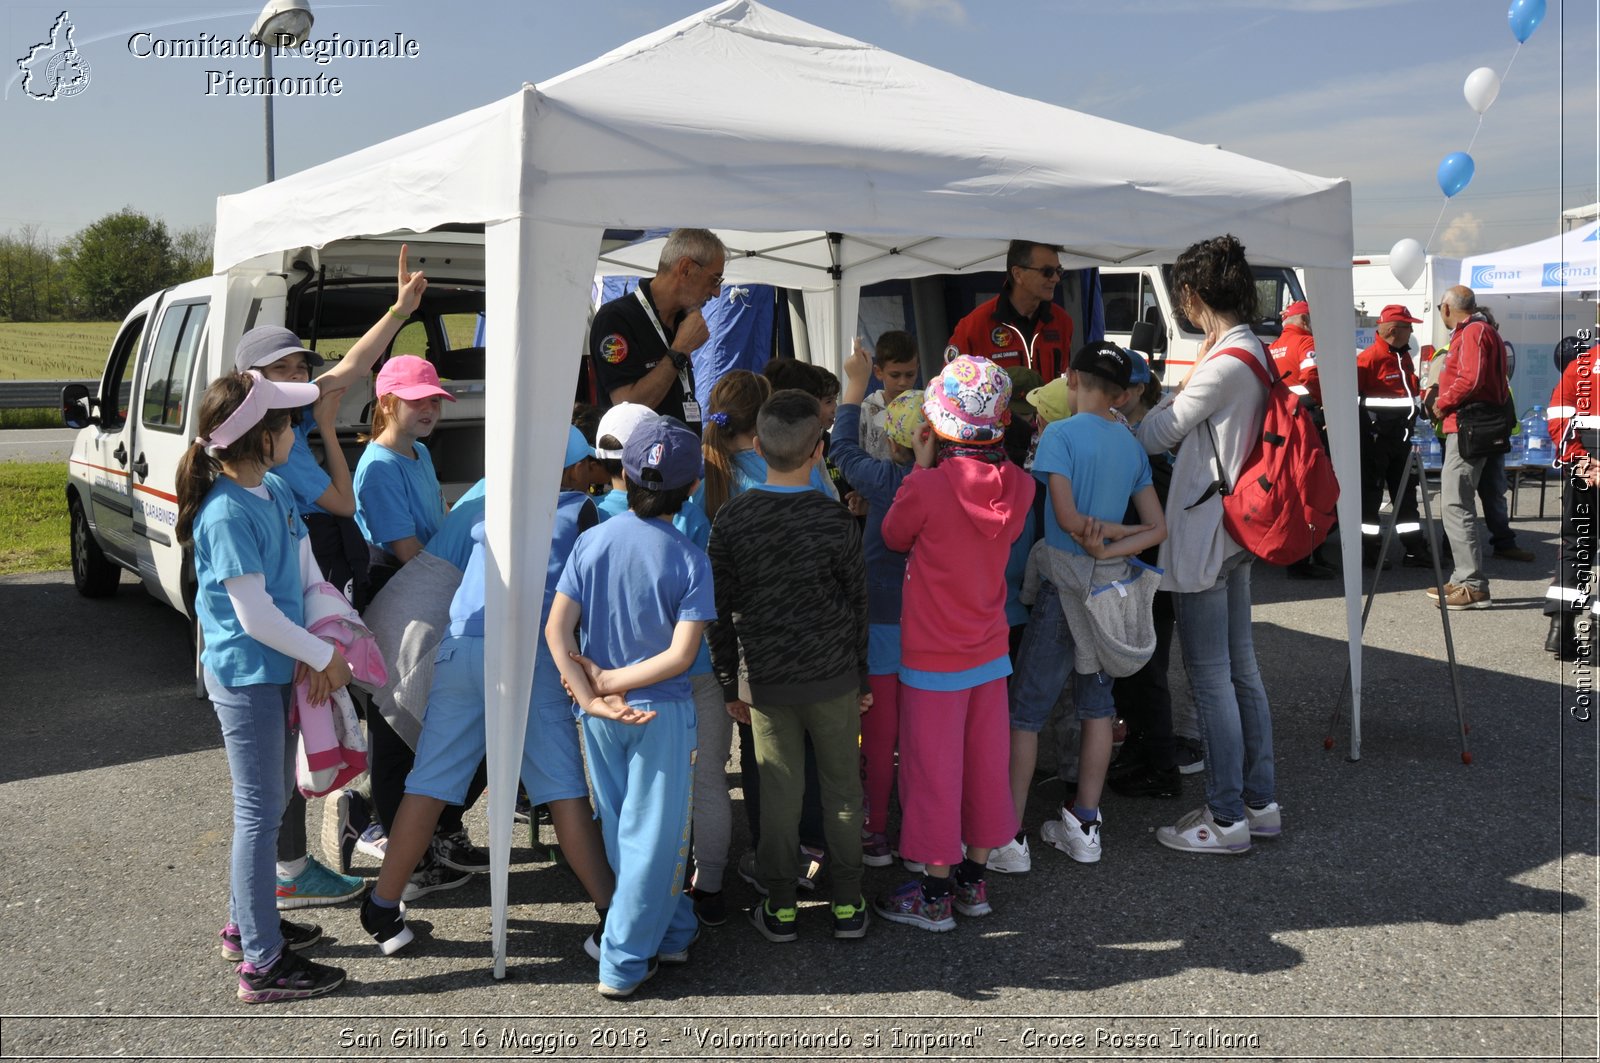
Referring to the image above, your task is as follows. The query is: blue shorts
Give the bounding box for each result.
[1009,584,1071,733]
[405,635,586,805]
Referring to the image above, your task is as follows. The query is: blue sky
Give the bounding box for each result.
[2,0,1594,258]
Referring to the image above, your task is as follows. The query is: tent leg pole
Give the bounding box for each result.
[1415,444,1473,763]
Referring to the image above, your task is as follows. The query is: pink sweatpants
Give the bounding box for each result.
[860,673,901,836]
[896,677,1018,868]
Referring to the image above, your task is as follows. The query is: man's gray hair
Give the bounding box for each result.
[1441,286,1476,312]
[658,228,726,274]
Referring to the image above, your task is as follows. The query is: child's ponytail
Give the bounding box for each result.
[701,370,771,517]
[176,440,219,546]
[177,373,291,544]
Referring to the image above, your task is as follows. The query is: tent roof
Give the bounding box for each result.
[216,0,1350,273]
[1458,220,1600,294]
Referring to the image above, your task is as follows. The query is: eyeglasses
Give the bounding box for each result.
[1018,265,1064,280]
[694,260,725,286]
[1436,302,1447,314]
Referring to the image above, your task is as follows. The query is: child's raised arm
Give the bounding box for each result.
[315,245,428,395]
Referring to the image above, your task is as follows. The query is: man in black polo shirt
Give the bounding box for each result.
[589,228,726,431]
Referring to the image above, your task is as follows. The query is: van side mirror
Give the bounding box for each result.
[1129,320,1166,370]
[62,383,95,429]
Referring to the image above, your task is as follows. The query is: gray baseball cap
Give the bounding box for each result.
[234,325,325,373]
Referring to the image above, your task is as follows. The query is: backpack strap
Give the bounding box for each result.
[1183,346,1271,509]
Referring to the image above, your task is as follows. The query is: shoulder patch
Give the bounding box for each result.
[990,327,1011,348]
[599,333,629,364]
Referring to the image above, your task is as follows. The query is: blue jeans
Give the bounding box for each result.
[581,700,699,991]
[1476,451,1515,550]
[204,669,295,968]
[1010,582,1116,730]
[1171,554,1275,822]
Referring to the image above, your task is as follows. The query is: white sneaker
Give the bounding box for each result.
[1041,809,1101,864]
[984,836,1032,874]
[1156,806,1250,855]
[1244,801,1282,838]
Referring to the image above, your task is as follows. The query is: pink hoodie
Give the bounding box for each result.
[881,456,1033,674]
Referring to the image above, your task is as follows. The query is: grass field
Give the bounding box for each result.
[0,462,68,574]
[0,322,121,380]
[0,314,484,380]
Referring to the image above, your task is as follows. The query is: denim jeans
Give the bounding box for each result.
[204,669,295,968]
[1170,554,1275,822]
[1476,450,1515,551]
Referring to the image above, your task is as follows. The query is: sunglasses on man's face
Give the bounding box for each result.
[1019,265,1063,280]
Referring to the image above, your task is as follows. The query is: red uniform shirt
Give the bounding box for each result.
[947,292,1073,383]
[1269,323,1321,405]
[1547,349,1600,464]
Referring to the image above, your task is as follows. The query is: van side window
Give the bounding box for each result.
[141,302,209,431]
[1100,273,1139,333]
[100,316,146,431]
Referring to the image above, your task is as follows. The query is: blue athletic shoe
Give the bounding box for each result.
[276,856,366,910]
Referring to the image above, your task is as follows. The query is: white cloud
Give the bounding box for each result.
[1436,211,1485,256]
[887,0,968,25]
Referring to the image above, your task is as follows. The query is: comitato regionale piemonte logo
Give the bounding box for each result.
[17,10,91,100]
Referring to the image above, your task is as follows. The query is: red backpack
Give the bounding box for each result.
[1199,347,1340,565]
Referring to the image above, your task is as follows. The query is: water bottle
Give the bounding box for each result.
[1507,409,1529,467]
[1522,405,1551,468]
[1419,428,1444,472]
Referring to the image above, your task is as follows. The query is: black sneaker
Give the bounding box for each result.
[584,909,607,961]
[1174,737,1204,775]
[831,897,870,939]
[359,894,413,956]
[689,887,726,927]
[1107,767,1181,800]
[1401,552,1436,569]
[236,949,345,1003]
[219,918,322,963]
[402,856,473,901]
[431,829,490,873]
[749,899,798,943]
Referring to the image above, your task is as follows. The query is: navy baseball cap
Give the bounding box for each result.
[1069,341,1134,390]
[623,416,703,491]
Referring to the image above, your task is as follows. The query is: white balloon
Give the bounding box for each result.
[1463,67,1501,114]
[1390,238,1425,290]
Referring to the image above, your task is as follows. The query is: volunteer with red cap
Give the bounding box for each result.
[1268,299,1334,579]
[946,241,1074,383]
[1269,300,1321,406]
[1355,305,1434,570]
[1543,333,1599,659]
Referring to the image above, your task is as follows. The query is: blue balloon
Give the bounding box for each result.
[1438,151,1475,198]
[1508,0,1546,43]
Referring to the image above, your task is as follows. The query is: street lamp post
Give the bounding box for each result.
[248,0,315,183]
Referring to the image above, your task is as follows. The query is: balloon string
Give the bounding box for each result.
[1423,198,1450,255]
[1501,41,1521,84]
[1464,113,1486,155]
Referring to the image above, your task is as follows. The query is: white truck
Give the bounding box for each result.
[1095,263,1308,380]
[1351,252,1586,415]
[61,232,489,616]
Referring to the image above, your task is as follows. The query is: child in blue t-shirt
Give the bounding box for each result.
[546,417,714,1000]
[353,355,455,574]
[361,428,617,957]
[176,371,351,1004]
[1023,342,1166,867]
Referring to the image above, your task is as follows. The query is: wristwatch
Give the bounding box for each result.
[668,350,691,373]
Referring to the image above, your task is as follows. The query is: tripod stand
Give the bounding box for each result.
[1325,438,1472,764]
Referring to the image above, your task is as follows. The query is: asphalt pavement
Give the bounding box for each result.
[0,512,1595,1062]
[0,428,76,464]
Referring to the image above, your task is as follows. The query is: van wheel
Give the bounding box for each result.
[69,495,120,598]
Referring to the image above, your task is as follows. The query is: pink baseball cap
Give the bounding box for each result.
[375,355,455,402]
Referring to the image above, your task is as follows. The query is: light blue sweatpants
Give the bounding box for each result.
[580,698,699,991]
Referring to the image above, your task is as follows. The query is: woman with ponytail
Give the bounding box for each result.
[1134,234,1280,857]
[179,371,352,1003]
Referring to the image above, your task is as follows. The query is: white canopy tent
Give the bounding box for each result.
[211,0,1361,975]
[1458,220,1600,294]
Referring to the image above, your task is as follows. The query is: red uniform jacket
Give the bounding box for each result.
[1434,315,1508,434]
[947,292,1073,383]
[1268,324,1321,406]
[1547,349,1599,465]
[1356,338,1421,412]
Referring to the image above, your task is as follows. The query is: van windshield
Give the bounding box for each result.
[1160,264,1305,341]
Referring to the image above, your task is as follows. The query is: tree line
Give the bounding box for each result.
[0,210,213,323]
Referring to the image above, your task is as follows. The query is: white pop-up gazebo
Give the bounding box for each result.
[1459,220,1600,294]
[212,0,1360,975]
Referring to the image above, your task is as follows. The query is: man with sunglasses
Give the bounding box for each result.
[946,241,1074,383]
[589,228,726,433]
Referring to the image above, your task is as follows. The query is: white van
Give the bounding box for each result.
[1096,263,1308,379]
[62,232,489,619]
